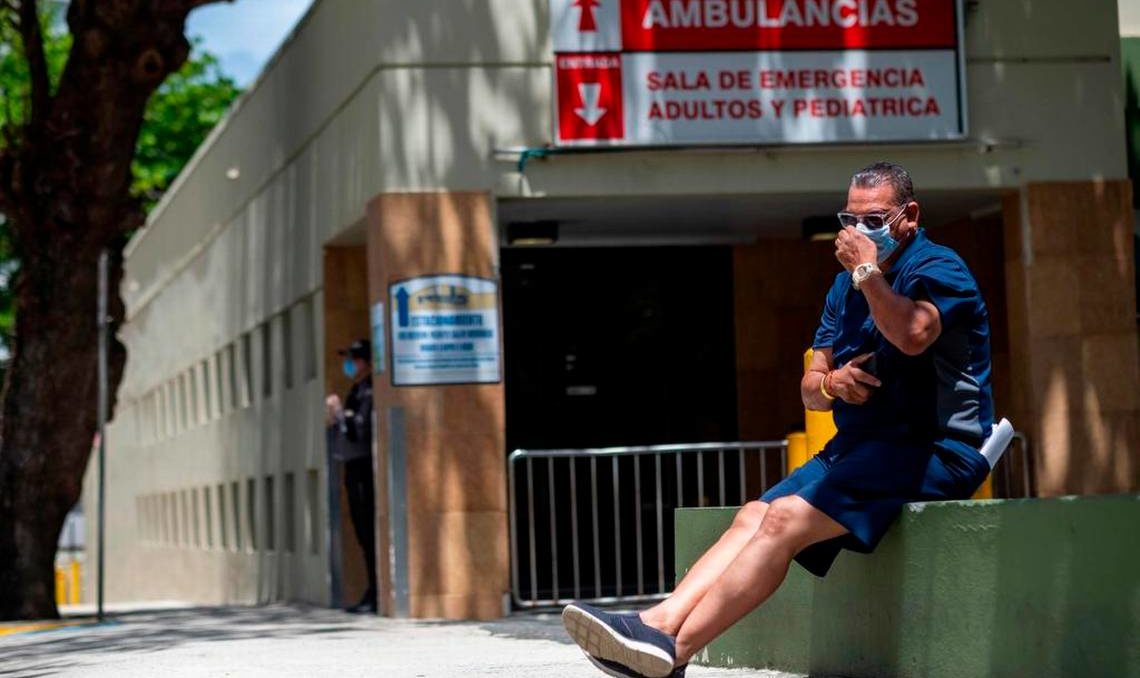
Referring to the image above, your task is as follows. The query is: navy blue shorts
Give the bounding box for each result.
[760,433,989,577]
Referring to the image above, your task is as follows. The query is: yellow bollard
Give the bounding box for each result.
[785,432,808,476]
[972,474,994,500]
[803,349,838,456]
[54,567,66,606]
[68,561,81,604]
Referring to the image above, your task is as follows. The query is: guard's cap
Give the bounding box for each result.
[337,338,371,362]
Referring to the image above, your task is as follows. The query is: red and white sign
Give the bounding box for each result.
[556,53,625,141]
[551,0,966,146]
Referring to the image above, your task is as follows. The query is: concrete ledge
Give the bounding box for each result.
[675,495,1140,677]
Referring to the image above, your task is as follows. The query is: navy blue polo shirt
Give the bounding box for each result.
[813,229,994,456]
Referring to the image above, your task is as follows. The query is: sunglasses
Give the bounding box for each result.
[836,204,907,230]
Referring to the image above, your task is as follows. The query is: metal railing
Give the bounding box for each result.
[508,441,788,609]
[994,431,1034,499]
[507,432,1033,609]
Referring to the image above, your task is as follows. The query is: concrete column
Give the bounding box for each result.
[1002,180,1140,496]
[365,191,507,620]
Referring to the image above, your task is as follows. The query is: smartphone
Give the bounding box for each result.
[861,353,879,380]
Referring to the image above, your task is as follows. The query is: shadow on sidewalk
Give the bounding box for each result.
[0,604,368,676]
[415,609,578,645]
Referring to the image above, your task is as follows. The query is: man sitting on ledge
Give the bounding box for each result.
[563,161,995,678]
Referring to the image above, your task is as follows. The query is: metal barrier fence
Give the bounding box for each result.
[508,433,1032,609]
[994,431,1034,499]
[508,441,788,609]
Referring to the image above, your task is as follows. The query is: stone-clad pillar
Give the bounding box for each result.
[1002,180,1140,496]
[365,191,508,620]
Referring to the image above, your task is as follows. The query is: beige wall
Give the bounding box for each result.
[87,295,329,605]
[122,0,1128,319]
[1121,0,1140,37]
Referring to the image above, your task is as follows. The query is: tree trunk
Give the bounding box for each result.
[0,246,127,619]
[0,0,228,620]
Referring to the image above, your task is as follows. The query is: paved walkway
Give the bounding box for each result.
[0,604,800,677]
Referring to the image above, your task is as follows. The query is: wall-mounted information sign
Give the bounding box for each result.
[389,275,501,386]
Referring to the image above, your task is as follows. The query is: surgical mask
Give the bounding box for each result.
[856,221,900,264]
[854,205,907,264]
[342,358,357,379]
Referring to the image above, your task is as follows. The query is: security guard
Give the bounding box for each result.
[326,339,377,613]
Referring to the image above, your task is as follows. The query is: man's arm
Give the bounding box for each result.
[859,274,941,356]
[801,347,835,412]
[835,226,942,356]
[802,347,881,411]
[344,381,373,444]
[325,394,343,428]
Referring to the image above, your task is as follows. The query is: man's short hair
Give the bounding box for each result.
[850,161,916,205]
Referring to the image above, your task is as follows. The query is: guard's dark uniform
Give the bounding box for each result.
[762,229,993,576]
[341,375,376,603]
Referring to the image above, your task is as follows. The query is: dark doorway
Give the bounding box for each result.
[502,246,740,605]
[502,246,739,453]
[321,244,377,612]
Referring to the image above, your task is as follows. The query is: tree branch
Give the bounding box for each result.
[16,0,49,128]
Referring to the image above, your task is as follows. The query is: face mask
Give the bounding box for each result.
[342,358,357,379]
[855,222,900,264]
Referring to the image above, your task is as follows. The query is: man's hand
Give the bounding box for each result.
[325,394,342,427]
[825,353,882,405]
[835,226,879,273]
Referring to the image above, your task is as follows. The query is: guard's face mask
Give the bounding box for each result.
[342,358,357,379]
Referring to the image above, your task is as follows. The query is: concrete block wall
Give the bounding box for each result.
[675,497,1140,677]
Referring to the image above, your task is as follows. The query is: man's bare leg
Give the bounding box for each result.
[639,500,769,636]
[673,496,847,664]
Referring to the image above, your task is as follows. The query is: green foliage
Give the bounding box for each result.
[133,45,241,211]
[0,5,71,133]
[0,9,241,356]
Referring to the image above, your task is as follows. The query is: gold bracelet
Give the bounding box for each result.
[820,371,836,401]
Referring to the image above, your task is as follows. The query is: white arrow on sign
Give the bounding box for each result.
[574,82,607,125]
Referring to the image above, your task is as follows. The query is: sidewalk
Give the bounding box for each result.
[0,603,801,677]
